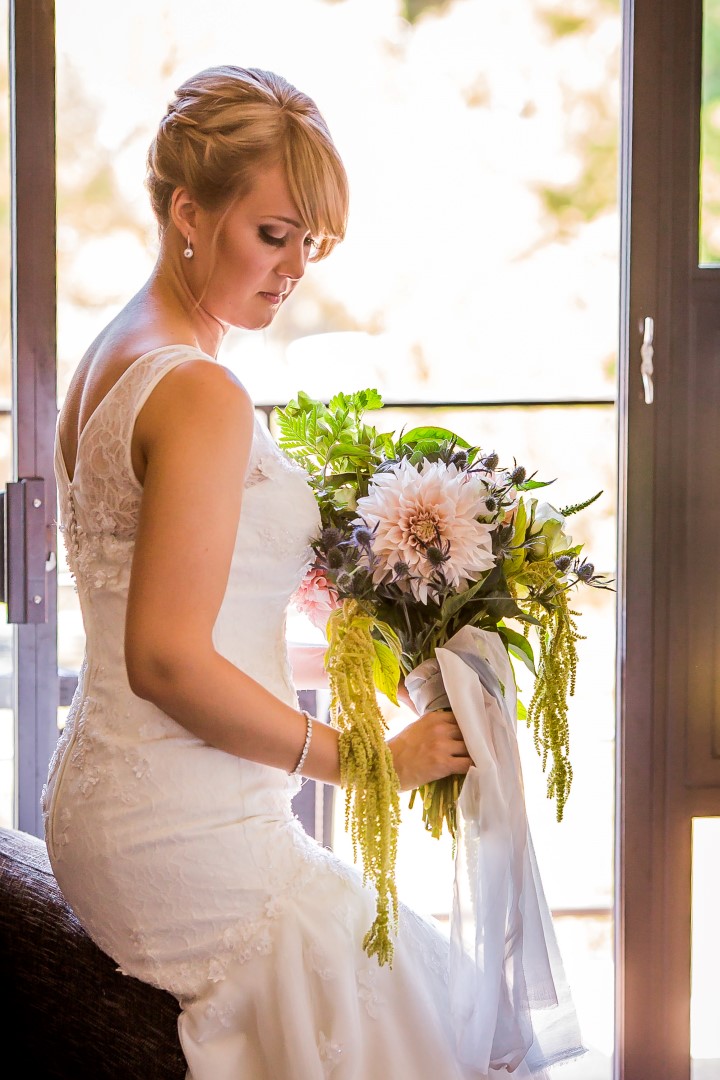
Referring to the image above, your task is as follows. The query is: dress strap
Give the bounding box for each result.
[113,346,219,488]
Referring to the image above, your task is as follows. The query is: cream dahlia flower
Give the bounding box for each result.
[354,458,496,604]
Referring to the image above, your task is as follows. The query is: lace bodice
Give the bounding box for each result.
[53,344,320,691]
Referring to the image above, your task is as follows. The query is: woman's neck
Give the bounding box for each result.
[148,251,228,358]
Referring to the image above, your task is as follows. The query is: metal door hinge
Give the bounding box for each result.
[0,478,49,623]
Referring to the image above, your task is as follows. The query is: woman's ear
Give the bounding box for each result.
[169,187,199,240]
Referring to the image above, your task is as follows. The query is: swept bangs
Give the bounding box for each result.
[282,114,349,262]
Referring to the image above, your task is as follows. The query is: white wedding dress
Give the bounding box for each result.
[43,345,584,1080]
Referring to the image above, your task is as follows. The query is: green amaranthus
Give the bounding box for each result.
[519,562,585,822]
[325,599,402,967]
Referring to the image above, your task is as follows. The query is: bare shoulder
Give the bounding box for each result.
[139,358,254,430]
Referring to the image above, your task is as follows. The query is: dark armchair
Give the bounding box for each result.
[0,826,185,1079]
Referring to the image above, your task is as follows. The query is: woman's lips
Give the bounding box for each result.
[259,291,283,304]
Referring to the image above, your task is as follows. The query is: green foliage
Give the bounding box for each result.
[400,0,454,25]
[538,126,618,230]
[498,623,537,676]
[540,12,590,37]
[326,601,401,967]
[409,774,461,844]
[275,389,393,506]
[703,2,720,104]
[516,478,555,491]
[524,589,584,823]
[372,625,403,706]
[700,5,720,262]
[560,490,603,516]
[401,425,471,448]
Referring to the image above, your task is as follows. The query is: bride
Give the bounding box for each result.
[43,64,583,1079]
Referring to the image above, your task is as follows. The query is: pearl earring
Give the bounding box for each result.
[183,236,194,259]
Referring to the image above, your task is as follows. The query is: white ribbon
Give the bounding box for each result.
[405,625,585,1077]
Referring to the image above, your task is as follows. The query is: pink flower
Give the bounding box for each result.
[292,567,340,631]
[354,458,496,604]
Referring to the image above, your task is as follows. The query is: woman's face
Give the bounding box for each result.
[186,163,318,330]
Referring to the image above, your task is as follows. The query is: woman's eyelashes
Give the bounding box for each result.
[258,227,286,247]
[258,226,318,251]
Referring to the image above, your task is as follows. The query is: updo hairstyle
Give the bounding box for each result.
[146,65,348,260]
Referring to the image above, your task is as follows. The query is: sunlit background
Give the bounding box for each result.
[0,1,713,1077]
[53,5,620,1077]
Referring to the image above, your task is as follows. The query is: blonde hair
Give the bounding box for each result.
[146,65,348,260]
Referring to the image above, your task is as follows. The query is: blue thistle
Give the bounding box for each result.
[321,526,344,549]
[335,570,354,593]
[327,547,345,569]
[425,546,445,567]
[352,524,375,550]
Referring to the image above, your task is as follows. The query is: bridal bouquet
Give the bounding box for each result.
[276,389,611,970]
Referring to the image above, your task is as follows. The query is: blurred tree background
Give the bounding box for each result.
[0,0,630,403]
[2,0,626,406]
[701,0,720,262]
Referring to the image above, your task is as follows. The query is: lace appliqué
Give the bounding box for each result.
[305,939,336,981]
[245,425,310,492]
[357,964,385,1019]
[128,822,364,1002]
[318,1031,344,1075]
[44,677,155,859]
[59,490,133,592]
[399,905,450,986]
[201,999,237,1029]
[42,655,88,839]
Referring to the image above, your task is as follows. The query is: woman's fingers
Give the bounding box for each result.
[436,712,473,768]
[387,706,476,789]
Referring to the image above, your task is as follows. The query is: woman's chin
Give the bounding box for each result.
[230,311,278,332]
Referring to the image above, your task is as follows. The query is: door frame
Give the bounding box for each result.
[618,0,720,1076]
[9,0,59,835]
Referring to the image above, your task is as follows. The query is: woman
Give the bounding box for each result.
[43,65,568,1079]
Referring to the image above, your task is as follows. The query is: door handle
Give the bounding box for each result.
[640,316,654,404]
[0,478,49,623]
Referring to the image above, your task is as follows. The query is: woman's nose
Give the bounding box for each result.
[279,239,308,281]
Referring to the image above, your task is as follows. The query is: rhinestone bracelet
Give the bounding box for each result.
[289,710,313,776]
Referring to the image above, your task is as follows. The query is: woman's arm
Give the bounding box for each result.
[124,359,342,784]
[124,359,470,791]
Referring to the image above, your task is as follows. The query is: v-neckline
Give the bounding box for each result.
[57,344,213,484]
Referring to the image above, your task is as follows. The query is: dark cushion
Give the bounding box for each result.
[0,826,185,1079]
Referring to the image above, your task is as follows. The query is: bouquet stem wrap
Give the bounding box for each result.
[405,625,585,1077]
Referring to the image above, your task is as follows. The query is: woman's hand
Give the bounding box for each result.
[386,709,473,792]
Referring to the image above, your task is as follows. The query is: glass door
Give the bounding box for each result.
[54,5,620,1077]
